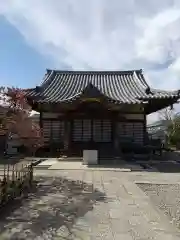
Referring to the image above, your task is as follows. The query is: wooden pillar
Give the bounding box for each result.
[113,113,119,156]
[143,113,147,145]
[63,119,70,155]
[39,110,43,128]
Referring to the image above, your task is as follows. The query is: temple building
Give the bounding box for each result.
[25,69,180,161]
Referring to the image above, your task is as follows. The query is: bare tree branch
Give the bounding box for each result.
[158,107,175,121]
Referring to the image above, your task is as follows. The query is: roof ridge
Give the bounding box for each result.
[45,69,142,75]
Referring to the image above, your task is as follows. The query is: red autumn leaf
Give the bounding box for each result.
[0,86,44,154]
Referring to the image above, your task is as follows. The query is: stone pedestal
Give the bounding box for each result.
[83,150,98,165]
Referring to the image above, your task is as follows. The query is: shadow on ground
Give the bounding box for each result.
[85,151,180,173]
[149,162,180,173]
[0,176,106,239]
[141,151,180,173]
[86,162,180,173]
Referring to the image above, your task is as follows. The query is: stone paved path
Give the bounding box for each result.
[0,169,180,239]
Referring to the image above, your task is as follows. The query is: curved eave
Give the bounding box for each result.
[24,88,47,104]
[138,89,180,101]
[26,90,143,105]
[27,82,146,104]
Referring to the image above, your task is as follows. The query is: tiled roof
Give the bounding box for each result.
[26,69,180,104]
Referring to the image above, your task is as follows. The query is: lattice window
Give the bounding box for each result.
[43,120,65,142]
[73,119,83,141]
[133,122,144,143]
[51,121,65,142]
[82,119,91,142]
[43,120,51,142]
[102,120,112,142]
[51,121,60,141]
[73,119,112,142]
[93,120,101,142]
[118,121,144,144]
[92,120,112,142]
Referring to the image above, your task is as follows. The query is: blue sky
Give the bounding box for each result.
[1,0,180,122]
[0,16,54,88]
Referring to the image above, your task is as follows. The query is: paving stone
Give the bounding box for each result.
[70,229,92,240]
[109,208,125,219]
[91,225,114,240]
[92,214,110,224]
[73,218,92,232]
[128,216,143,226]
[1,168,180,239]
[82,210,110,225]
[113,233,133,240]
[107,200,121,209]
[154,232,180,240]
[92,223,111,234]
[111,219,131,233]
[148,221,169,231]
[56,225,70,237]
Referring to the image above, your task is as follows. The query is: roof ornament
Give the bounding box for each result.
[46,68,51,73]
[133,70,145,87]
[40,70,54,86]
[134,70,150,89]
[145,87,151,95]
[134,70,153,95]
[36,86,41,92]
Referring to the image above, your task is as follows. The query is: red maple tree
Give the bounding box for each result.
[0,87,44,155]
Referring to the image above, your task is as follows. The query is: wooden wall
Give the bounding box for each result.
[118,122,144,144]
[72,119,112,143]
[41,112,146,145]
[42,120,65,143]
[117,114,145,144]
[42,112,65,143]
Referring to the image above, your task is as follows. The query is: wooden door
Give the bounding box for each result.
[72,119,112,143]
[92,119,112,142]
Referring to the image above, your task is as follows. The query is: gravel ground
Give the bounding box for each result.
[137,183,180,230]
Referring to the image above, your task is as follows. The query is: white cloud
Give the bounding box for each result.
[148,112,159,124]
[1,0,180,123]
[169,58,180,77]
[136,8,180,65]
